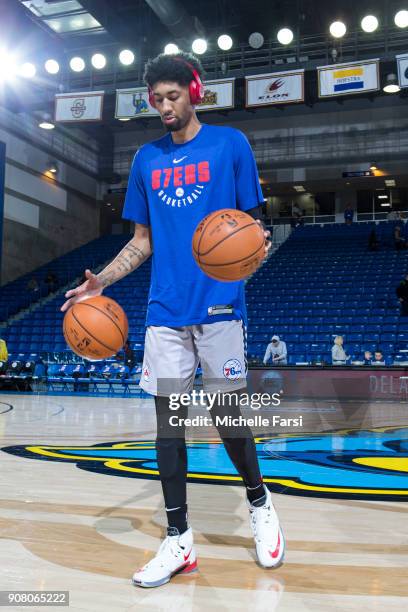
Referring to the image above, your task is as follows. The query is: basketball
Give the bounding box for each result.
[192,209,265,281]
[63,296,128,360]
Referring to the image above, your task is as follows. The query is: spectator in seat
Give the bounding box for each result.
[363,350,373,365]
[372,350,385,365]
[396,273,408,316]
[291,203,304,228]
[263,335,287,366]
[331,335,349,365]
[394,225,406,251]
[45,271,58,293]
[0,337,8,362]
[344,204,354,225]
[368,228,380,251]
[27,277,39,293]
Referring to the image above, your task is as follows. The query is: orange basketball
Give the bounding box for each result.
[63,296,128,360]
[192,209,265,281]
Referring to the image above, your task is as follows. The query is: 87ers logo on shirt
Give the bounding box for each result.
[151,161,210,208]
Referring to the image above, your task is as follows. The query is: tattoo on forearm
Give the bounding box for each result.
[98,241,146,287]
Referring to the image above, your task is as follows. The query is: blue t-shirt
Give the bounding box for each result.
[122,124,264,327]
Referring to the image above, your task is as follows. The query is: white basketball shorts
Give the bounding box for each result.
[140,319,248,396]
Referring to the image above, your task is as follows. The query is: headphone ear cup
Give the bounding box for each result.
[189,80,199,105]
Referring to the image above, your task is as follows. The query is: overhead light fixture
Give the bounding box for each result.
[378,195,388,199]
[69,56,85,72]
[19,62,36,78]
[383,73,400,93]
[293,185,306,192]
[106,202,111,206]
[330,21,347,38]
[91,53,106,70]
[45,59,60,74]
[192,38,207,54]
[277,28,294,45]
[380,202,391,207]
[385,179,396,187]
[0,50,17,81]
[118,117,131,121]
[361,15,379,32]
[395,10,408,28]
[248,32,264,49]
[370,164,377,171]
[119,49,134,65]
[164,43,179,55]
[217,34,233,50]
[47,160,58,174]
[38,120,55,130]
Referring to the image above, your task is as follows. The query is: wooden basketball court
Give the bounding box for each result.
[1,393,407,611]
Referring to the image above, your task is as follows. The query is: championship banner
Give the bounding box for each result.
[317,59,379,97]
[245,70,304,107]
[196,78,235,111]
[55,91,104,122]
[397,53,408,88]
[115,87,159,119]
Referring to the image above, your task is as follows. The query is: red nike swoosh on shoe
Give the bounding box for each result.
[184,548,192,561]
[269,532,281,559]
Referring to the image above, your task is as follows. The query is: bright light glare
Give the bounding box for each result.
[361,15,378,32]
[164,43,179,54]
[277,28,294,44]
[119,49,134,65]
[70,56,85,72]
[91,53,106,69]
[217,34,233,50]
[0,51,17,81]
[395,10,408,28]
[19,62,36,78]
[45,59,60,74]
[192,38,207,54]
[330,21,347,38]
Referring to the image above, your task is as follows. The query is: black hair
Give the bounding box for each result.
[143,51,204,88]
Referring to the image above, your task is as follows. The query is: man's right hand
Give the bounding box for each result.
[60,269,103,312]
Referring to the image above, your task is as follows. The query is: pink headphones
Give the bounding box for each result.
[148,57,204,108]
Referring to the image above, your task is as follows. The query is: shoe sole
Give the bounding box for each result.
[132,560,198,588]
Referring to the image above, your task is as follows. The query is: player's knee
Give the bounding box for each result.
[155,437,185,479]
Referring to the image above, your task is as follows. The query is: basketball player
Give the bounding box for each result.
[61,51,285,587]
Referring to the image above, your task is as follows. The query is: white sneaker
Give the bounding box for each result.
[132,526,197,588]
[248,486,285,568]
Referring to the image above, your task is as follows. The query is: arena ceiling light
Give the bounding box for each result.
[164,43,179,54]
[47,160,58,174]
[91,53,106,70]
[38,119,55,130]
[45,59,60,74]
[361,15,379,32]
[248,32,264,49]
[277,28,294,45]
[383,73,400,93]
[119,49,134,65]
[69,56,85,72]
[293,185,306,192]
[217,34,233,50]
[369,164,377,171]
[192,38,207,54]
[329,21,347,38]
[19,62,36,78]
[395,10,408,28]
[0,50,17,81]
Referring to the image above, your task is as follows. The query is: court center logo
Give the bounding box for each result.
[4,427,408,501]
[223,358,243,380]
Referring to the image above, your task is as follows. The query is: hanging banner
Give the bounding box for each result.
[196,78,235,111]
[245,69,304,107]
[55,91,104,122]
[317,59,379,97]
[115,87,159,119]
[397,53,408,88]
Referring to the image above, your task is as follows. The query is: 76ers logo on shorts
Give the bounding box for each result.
[223,359,242,381]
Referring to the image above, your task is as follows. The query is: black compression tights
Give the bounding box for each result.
[155,392,262,511]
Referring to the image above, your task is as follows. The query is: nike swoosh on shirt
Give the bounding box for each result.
[173,156,187,164]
